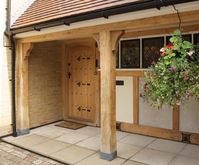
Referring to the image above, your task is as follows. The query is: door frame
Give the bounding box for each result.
[62,38,100,126]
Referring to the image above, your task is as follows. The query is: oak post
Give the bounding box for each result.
[16,42,33,136]
[173,105,180,130]
[133,77,139,124]
[98,30,123,161]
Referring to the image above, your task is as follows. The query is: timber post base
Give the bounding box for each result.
[100,151,117,161]
[16,129,30,136]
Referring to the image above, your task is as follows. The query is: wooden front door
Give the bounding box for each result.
[67,45,98,123]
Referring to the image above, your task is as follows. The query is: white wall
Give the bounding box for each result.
[116,76,199,133]
[116,77,133,123]
[138,78,172,129]
[180,98,199,133]
[116,76,172,129]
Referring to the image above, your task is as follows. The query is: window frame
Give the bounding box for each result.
[120,39,140,69]
[117,32,197,70]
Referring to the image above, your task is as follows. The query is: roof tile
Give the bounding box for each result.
[12,0,142,29]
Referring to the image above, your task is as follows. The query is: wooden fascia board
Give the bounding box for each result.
[18,10,199,43]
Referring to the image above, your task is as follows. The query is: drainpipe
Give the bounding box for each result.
[5,0,17,137]
[10,35,17,137]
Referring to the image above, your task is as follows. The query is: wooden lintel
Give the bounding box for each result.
[123,24,199,38]
[18,10,199,43]
[116,70,144,77]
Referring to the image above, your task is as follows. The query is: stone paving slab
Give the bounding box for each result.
[0,141,66,165]
[2,125,199,165]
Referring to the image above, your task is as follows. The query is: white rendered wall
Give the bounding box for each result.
[116,76,133,123]
[180,98,199,133]
[116,76,199,132]
[138,78,172,129]
[116,76,173,129]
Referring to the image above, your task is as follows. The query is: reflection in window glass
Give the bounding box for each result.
[194,33,199,45]
[182,34,192,42]
[166,36,172,45]
[121,39,140,68]
[142,37,164,68]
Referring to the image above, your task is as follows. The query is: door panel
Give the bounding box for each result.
[68,46,97,123]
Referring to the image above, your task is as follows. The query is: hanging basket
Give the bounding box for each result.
[142,30,199,108]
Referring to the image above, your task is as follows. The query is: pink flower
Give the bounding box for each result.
[186,90,190,97]
[185,76,189,80]
[160,47,166,53]
[169,66,176,72]
[160,47,167,56]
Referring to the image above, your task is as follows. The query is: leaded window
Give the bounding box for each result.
[121,39,140,68]
[142,37,164,68]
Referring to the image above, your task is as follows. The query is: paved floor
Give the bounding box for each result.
[0,140,65,165]
[2,122,199,165]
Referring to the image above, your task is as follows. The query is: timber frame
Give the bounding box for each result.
[15,43,33,135]
[15,8,199,160]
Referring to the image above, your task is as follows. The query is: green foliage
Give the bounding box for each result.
[142,30,199,108]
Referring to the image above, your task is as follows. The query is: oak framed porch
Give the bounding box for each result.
[15,9,199,160]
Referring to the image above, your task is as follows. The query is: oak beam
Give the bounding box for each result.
[18,10,199,43]
[121,123,182,141]
[116,70,144,77]
[16,42,32,136]
[191,133,199,144]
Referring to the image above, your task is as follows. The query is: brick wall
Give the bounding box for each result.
[29,41,63,128]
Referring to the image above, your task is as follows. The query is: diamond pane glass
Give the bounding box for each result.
[121,39,140,68]
[142,37,164,68]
